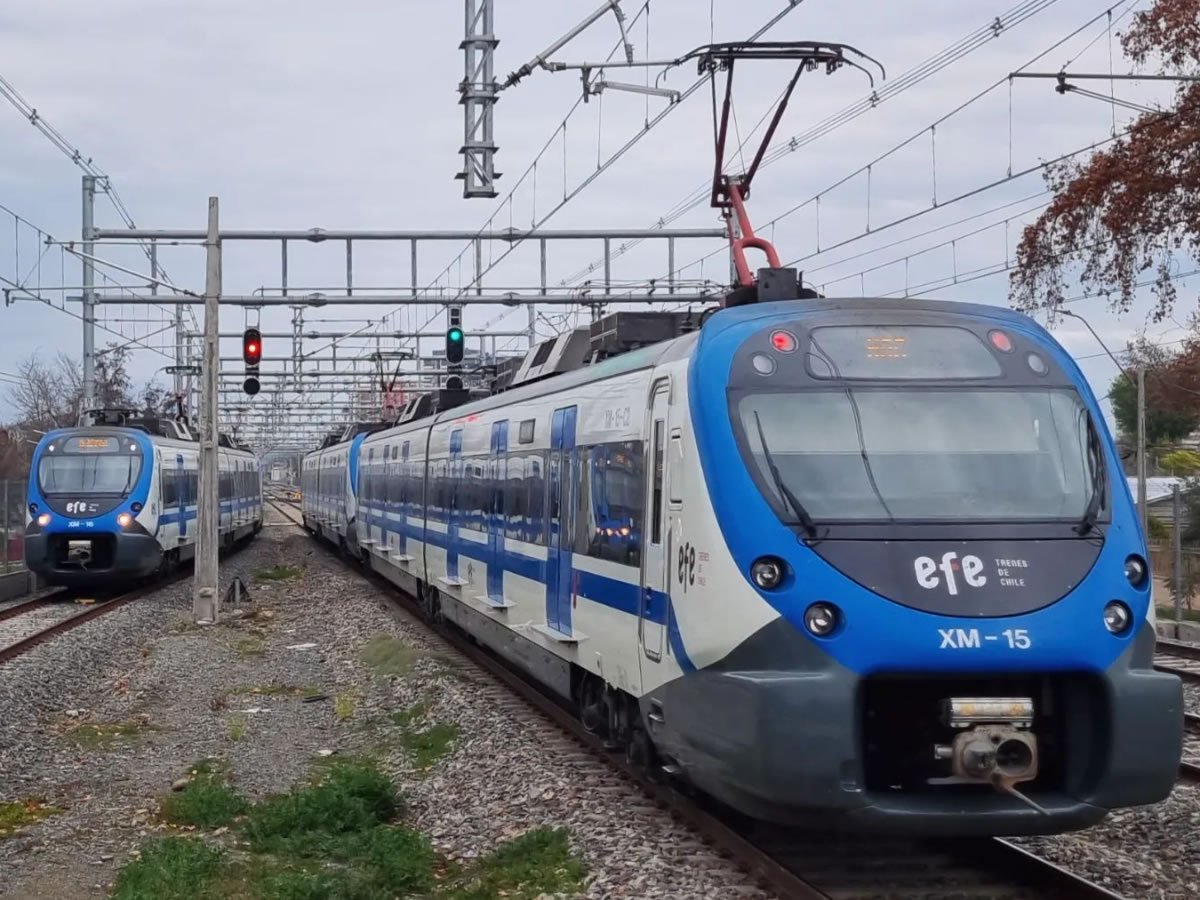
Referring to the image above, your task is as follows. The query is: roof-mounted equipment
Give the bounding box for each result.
[671,41,883,308]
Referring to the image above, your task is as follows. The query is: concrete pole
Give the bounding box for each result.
[194,197,221,624]
[1173,483,1183,624]
[1137,367,1148,540]
[81,176,97,410]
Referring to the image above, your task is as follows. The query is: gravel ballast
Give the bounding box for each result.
[0,514,772,899]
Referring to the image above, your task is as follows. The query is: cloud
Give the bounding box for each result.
[0,0,1186,434]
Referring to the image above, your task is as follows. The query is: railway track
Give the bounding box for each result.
[1183,713,1200,783]
[0,520,266,666]
[1156,637,1200,683]
[271,498,1123,900]
[0,587,149,666]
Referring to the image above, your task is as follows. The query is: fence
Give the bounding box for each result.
[0,479,25,574]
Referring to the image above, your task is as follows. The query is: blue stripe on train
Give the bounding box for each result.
[160,498,260,527]
[359,508,694,671]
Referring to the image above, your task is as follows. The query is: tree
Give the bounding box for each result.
[1010,0,1200,322]
[1160,448,1200,473]
[1109,372,1200,443]
[1107,337,1200,441]
[3,341,163,432]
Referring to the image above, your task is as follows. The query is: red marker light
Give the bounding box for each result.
[770,330,798,353]
[989,330,1013,353]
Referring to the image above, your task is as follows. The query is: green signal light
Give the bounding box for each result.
[448,328,463,342]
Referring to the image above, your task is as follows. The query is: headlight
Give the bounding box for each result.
[751,557,785,589]
[1103,600,1132,635]
[117,513,133,527]
[1124,555,1148,588]
[36,513,50,527]
[804,602,839,637]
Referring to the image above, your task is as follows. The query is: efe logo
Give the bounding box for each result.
[914,551,986,596]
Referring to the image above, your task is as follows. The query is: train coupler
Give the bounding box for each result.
[932,697,1048,814]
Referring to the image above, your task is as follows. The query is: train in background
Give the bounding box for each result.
[25,408,263,589]
[303,297,1183,837]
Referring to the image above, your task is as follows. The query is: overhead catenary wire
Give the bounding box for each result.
[0,71,200,338]
[560,0,1085,287]
[665,0,1143,282]
[312,1,806,365]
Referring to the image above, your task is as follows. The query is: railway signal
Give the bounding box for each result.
[446,325,465,365]
[242,327,261,396]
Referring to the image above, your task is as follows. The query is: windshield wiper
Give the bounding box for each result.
[752,411,818,539]
[1075,415,1105,536]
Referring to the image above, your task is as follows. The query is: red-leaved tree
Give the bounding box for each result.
[1010,0,1200,322]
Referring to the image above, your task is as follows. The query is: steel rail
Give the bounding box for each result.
[1157,637,1200,661]
[0,593,64,623]
[0,590,146,665]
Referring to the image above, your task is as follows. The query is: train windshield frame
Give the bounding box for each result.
[38,450,144,497]
[732,386,1102,526]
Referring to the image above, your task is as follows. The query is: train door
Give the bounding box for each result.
[487,421,508,601]
[176,454,188,541]
[397,442,410,559]
[546,406,577,634]
[640,380,670,661]
[446,430,463,582]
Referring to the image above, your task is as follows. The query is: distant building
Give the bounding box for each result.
[1127,476,1191,529]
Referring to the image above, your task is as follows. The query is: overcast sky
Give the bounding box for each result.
[0,0,1189,433]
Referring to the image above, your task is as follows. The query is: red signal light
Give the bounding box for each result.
[770,330,798,353]
[242,327,263,365]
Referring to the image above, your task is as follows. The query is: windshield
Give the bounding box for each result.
[736,389,1094,522]
[39,453,143,496]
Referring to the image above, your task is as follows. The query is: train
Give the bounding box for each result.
[302,296,1183,837]
[25,408,263,589]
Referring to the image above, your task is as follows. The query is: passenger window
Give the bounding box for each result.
[669,431,684,505]
[651,420,664,544]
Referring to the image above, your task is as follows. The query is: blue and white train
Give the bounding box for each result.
[303,297,1183,836]
[26,409,263,588]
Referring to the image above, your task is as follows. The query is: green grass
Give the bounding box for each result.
[159,762,248,829]
[67,721,155,749]
[399,723,461,771]
[111,837,224,900]
[437,826,588,900]
[114,761,588,900]
[231,683,321,698]
[234,636,266,657]
[334,691,358,722]
[243,760,401,854]
[228,714,248,742]
[388,701,432,728]
[0,798,62,838]
[360,634,421,677]
[256,564,303,582]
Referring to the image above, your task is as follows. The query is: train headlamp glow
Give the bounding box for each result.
[1103,600,1132,635]
[804,602,839,637]
[1124,555,1148,587]
[117,512,133,527]
[36,513,50,527]
[750,557,784,589]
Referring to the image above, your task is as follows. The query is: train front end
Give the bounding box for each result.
[25,428,160,588]
[666,296,1183,836]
